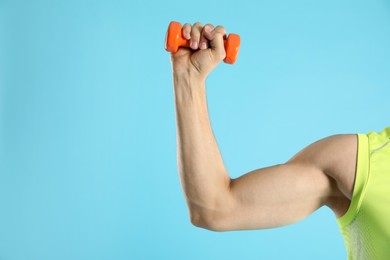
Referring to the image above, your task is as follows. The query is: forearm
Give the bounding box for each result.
[173,74,232,224]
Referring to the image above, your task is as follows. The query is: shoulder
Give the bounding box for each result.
[287,134,358,217]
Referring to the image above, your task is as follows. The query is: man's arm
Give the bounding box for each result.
[171,22,357,232]
[215,134,357,231]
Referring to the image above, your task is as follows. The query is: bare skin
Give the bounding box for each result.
[171,22,357,232]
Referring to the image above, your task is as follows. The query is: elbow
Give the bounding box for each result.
[190,212,213,230]
[189,211,232,232]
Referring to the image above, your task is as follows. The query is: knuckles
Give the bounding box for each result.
[190,22,203,39]
[184,22,227,39]
[213,26,227,36]
[182,21,227,61]
[193,22,203,28]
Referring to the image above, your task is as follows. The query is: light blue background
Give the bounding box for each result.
[1,0,390,259]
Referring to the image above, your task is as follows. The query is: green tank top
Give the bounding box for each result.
[337,126,390,259]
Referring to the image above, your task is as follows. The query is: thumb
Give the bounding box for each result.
[204,25,227,63]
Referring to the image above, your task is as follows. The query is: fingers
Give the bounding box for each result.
[182,22,225,51]
[200,24,214,50]
[182,23,191,40]
[203,26,227,45]
[189,22,203,49]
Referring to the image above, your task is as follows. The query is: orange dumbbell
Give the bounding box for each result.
[165,21,240,64]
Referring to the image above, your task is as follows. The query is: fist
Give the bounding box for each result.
[170,22,228,80]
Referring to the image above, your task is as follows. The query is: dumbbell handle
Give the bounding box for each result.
[165,21,240,64]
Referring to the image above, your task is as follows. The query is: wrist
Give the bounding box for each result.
[172,67,207,82]
[173,71,206,91]
[173,73,207,104]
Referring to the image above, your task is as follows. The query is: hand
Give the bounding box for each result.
[170,22,227,81]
